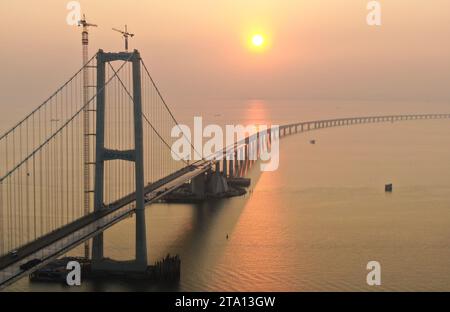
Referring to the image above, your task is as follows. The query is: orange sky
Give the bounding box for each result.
[0,0,449,119]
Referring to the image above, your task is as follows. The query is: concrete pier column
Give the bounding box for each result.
[222,152,228,177]
[238,148,243,176]
[244,144,249,168]
[234,151,238,176]
[245,139,250,172]
[215,160,220,173]
[255,133,259,160]
[234,150,240,177]
[245,143,249,173]
[241,147,246,176]
[229,156,234,178]
[191,173,206,198]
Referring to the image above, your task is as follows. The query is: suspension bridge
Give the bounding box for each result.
[0,49,449,289]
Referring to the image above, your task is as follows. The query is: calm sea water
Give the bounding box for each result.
[5,99,450,291]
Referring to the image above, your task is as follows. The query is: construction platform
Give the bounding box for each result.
[29,255,180,284]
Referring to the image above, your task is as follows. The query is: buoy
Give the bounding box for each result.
[385,184,393,192]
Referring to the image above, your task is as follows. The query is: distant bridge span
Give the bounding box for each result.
[279,113,450,136]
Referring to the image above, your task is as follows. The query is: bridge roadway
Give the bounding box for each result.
[0,113,449,289]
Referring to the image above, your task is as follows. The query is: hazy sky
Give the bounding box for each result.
[0,0,449,122]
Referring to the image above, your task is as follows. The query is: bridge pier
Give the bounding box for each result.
[229,157,234,178]
[245,143,250,174]
[222,152,228,177]
[214,159,220,174]
[191,164,232,198]
[235,149,239,175]
[238,149,242,176]
[191,172,206,198]
[208,170,229,195]
[239,147,245,177]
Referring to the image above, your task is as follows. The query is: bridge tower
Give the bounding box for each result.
[92,49,148,271]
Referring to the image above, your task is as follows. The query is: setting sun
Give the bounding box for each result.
[247,32,270,53]
[252,34,265,47]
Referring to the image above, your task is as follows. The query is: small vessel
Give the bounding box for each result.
[310,140,316,145]
[385,184,393,192]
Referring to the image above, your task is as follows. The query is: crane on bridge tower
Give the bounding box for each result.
[78,14,97,260]
[112,25,135,51]
[78,14,98,50]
